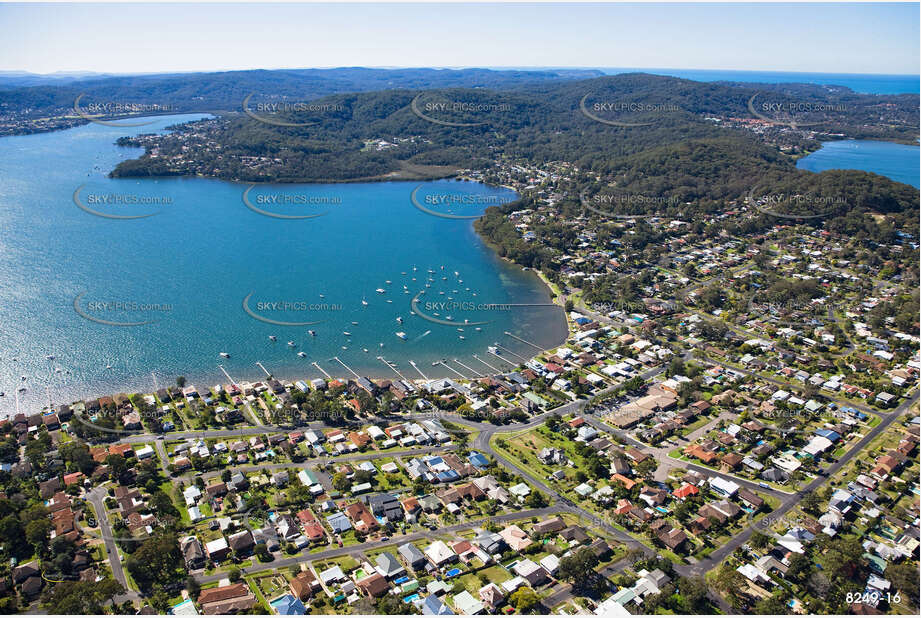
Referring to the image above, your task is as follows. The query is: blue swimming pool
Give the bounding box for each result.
[403,593,420,603]
[394,576,409,585]
[445,568,462,578]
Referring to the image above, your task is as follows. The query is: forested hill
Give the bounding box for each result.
[107,72,917,242]
[109,71,918,177]
[0,66,604,115]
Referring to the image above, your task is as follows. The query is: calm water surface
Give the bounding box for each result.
[796,139,920,188]
[0,115,566,413]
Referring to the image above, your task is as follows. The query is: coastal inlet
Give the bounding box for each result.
[0,115,566,412]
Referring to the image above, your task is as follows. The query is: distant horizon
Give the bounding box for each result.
[3,66,918,78]
[1,3,917,75]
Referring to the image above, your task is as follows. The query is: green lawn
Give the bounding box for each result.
[244,575,272,613]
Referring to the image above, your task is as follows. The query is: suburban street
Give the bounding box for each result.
[85,487,140,603]
[194,506,568,585]
[80,285,918,607]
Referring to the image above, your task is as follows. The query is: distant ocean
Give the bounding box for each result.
[599,69,921,94]
[597,68,920,95]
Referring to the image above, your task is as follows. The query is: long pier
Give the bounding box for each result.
[472,354,502,374]
[378,356,410,383]
[435,360,466,380]
[492,343,529,363]
[504,331,544,351]
[408,360,428,381]
[453,358,483,378]
[331,356,360,380]
[311,362,332,380]
[217,365,238,386]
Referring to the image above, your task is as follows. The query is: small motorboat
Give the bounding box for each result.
[297,352,307,358]
[220,352,230,358]
[395,332,407,340]
[268,335,277,341]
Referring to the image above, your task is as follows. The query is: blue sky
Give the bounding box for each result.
[1,2,918,75]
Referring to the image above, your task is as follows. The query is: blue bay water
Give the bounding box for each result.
[0,115,566,413]
[600,68,920,95]
[796,140,920,188]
